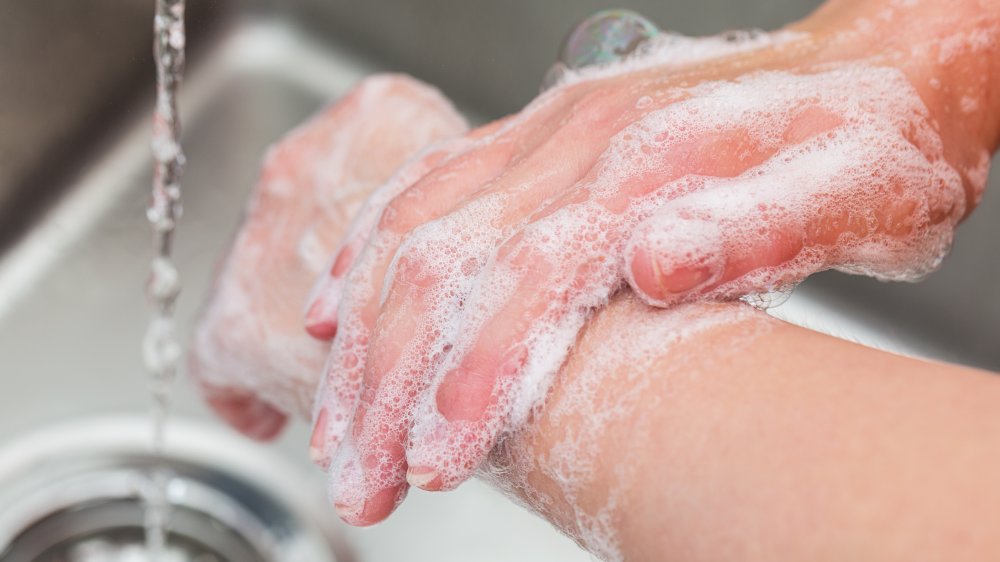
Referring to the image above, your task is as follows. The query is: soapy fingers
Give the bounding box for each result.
[190,74,467,439]
[626,120,964,307]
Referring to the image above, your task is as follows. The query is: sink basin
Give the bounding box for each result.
[0,2,997,561]
[0,416,344,562]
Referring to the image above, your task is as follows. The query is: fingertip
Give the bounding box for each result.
[627,245,667,305]
[406,466,444,491]
[335,483,408,526]
[630,245,720,305]
[435,368,493,423]
[627,212,724,306]
[304,269,344,341]
[305,318,338,341]
[629,244,723,308]
[204,389,288,442]
[309,407,333,469]
[304,298,338,340]
[405,421,480,492]
[248,409,288,441]
[661,265,716,294]
[333,501,364,525]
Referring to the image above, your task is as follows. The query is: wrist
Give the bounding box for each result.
[796,0,1000,209]
[481,296,769,560]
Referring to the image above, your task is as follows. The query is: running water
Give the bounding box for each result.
[143,0,186,558]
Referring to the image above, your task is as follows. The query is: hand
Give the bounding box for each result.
[189,74,467,439]
[305,0,997,524]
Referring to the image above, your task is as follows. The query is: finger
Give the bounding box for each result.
[397,97,803,490]
[326,254,438,524]
[308,83,609,466]
[189,317,311,439]
[335,86,639,490]
[304,145,452,340]
[405,240,562,492]
[308,118,532,466]
[318,80,763,482]
[303,113,536,341]
[299,75,472,340]
[308,145,519,466]
[326,432,410,526]
[191,73,467,434]
[626,128,965,307]
[302,87,581,339]
[398,100,866,489]
[200,383,289,442]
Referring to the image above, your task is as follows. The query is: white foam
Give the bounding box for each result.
[548,30,809,89]
[317,36,976,541]
[480,299,767,561]
[391,64,965,498]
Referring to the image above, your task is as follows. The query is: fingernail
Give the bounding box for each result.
[330,246,355,277]
[309,408,331,469]
[406,466,443,491]
[337,484,407,526]
[204,390,286,442]
[659,264,715,294]
[334,500,364,523]
[305,299,338,340]
[242,405,287,442]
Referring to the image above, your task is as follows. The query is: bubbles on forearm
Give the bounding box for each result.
[541,8,798,91]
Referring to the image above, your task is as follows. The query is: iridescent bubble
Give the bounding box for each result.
[560,9,660,68]
[542,9,660,90]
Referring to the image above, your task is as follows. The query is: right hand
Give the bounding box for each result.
[189,74,468,440]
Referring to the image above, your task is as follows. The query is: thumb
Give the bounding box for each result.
[626,140,963,307]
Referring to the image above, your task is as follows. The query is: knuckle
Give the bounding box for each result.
[569,86,623,127]
[390,225,440,287]
[377,189,429,233]
[498,227,547,269]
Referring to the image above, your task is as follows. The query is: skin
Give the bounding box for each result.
[501,294,1000,561]
[189,75,468,437]
[189,0,1000,550]
[303,0,1000,524]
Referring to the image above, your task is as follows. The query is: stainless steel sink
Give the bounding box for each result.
[0,416,346,562]
[0,1,997,561]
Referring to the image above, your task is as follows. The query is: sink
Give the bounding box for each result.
[0,416,346,562]
[0,1,997,561]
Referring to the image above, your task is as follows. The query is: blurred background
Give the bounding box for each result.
[0,0,997,560]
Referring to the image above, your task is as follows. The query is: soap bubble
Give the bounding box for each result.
[720,28,765,44]
[741,285,796,310]
[542,9,660,90]
[560,10,660,69]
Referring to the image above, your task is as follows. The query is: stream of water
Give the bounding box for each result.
[143,0,186,558]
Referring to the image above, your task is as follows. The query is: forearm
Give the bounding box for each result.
[488,293,1000,561]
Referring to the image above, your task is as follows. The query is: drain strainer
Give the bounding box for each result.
[0,416,344,562]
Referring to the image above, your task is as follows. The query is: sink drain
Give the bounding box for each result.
[0,416,344,562]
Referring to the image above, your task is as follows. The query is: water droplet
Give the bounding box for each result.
[149,256,181,302]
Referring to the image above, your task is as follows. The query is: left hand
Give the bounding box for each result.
[189,74,467,439]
